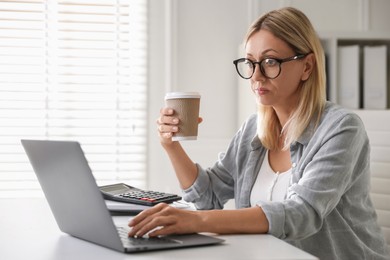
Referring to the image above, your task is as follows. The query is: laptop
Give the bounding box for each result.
[21,139,224,253]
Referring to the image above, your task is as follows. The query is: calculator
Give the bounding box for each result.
[99,183,182,206]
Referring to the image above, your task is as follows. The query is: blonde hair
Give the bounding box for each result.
[245,7,326,151]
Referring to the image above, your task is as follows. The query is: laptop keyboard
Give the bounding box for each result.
[117,227,180,247]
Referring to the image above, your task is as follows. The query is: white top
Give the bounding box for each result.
[250,150,292,206]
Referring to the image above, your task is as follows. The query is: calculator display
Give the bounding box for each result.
[100,183,130,195]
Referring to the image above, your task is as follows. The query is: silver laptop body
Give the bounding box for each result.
[21,139,224,253]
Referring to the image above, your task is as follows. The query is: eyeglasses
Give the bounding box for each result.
[233,54,308,80]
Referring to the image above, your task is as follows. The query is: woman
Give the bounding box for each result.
[129,7,389,260]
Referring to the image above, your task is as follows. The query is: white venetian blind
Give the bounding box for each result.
[0,0,148,197]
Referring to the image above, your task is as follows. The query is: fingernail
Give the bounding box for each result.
[168,109,173,114]
[172,118,178,123]
[172,126,178,131]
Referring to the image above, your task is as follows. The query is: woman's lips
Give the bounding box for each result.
[256,87,269,95]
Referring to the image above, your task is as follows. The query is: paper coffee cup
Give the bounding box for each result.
[164,92,201,141]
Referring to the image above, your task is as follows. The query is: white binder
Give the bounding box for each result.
[337,45,360,109]
[363,45,388,109]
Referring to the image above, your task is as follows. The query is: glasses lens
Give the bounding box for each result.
[260,58,280,79]
[236,59,254,79]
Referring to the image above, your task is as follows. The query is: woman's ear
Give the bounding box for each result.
[301,53,315,81]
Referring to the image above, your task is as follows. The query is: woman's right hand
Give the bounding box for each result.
[156,107,203,145]
[156,107,179,145]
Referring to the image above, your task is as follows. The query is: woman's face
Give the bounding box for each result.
[245,29,309,112]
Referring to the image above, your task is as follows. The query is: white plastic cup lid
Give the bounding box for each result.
[165,92,201,99]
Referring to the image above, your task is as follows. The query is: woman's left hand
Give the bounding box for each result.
[128,203,201,238]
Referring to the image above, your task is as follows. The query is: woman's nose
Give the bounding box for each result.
[251,64,266,82]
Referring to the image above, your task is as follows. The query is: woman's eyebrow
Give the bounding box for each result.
[261,48,279,55]
[246,49,279,59]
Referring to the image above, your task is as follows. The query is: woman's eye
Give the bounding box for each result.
[264,59,278,66]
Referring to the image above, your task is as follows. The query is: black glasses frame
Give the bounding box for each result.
[233,54,308,80]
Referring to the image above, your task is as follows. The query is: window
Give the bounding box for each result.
[0,0,148,197]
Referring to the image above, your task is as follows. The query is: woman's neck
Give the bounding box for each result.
[273,106,294,127]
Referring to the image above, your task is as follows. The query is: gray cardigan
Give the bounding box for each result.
[183,101,389,260]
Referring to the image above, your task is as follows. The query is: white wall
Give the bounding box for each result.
[147,0,390,194]
[255,0,390,32]
[148,0,250,194]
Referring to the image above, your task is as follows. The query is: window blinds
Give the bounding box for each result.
[0,0,148,197]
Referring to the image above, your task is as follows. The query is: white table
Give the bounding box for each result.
[0,198,318,260]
